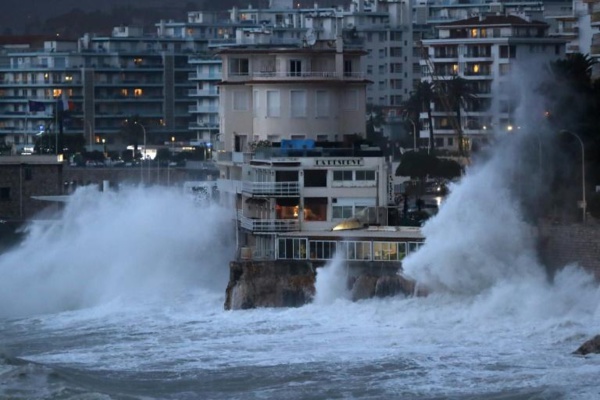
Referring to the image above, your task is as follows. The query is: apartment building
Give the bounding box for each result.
[0,26,207,155]
[420,14,566,150]
[214,25,398,259]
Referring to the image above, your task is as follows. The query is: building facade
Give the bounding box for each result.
[420,14,566,150]
[214,26,396,260]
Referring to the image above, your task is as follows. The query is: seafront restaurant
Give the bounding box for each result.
[274,226,425,263]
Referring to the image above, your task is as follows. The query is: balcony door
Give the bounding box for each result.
[289,59,302,77]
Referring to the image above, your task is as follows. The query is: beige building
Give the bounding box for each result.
[214,29,395,260]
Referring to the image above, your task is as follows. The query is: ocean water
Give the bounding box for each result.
[1,127,600,398]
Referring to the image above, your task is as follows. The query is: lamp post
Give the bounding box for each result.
[561,130,586,224]
[408,119,417,151]
[135,122,146,183]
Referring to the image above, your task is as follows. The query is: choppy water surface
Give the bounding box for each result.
[2,94,600,398]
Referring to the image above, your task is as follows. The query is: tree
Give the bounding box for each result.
[412,81,436,153]
[438,76,477,156]
[396,151,462,183]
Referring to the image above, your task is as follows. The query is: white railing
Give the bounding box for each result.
[239,214,300,232]
[229,71,366,80]
[242,181,299,196]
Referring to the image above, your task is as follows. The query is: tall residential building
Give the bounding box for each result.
[419,14,566,150]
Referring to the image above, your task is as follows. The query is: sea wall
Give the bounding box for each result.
[224,260,420,310]
[538,220,600,279]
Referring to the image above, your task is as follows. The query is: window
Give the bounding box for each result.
[134,88,143,97]
[233,90,249,111]
[266,90,280,117]
[289,59,302,77]
[304,197,327,221]
[24,166,32,180]
[344,60,353,77]
[332,205,354,219]
[290,90,307,117]
[333,170,353,181]
[304,169,327,187]
[278,238,307,259]
[355,170,375,181]
[408,241,423,254]
[315,90,330,118]
[373,242,406,261]
[340,241,371,260]
[309,241,337,260]
[230,58,249,75]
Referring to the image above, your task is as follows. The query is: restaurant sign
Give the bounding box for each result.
[314,158,364,167]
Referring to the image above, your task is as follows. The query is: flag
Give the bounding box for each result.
[28,100,45,112]
[58,92,74,113]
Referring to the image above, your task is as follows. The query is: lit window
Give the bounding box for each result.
[452,64,458,73]
[121,89,128,96]
[52,89,62,97]
[473,64,480,73]
[134,88,143,97]
[470,29,478,38]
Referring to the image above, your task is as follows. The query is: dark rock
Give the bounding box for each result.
[225,261,316,310]
[375,276,403,298]
[573,335,600,355]
[351,275,378,301]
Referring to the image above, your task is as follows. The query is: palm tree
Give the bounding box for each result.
[412,81,436,153]
[439,76,477,156]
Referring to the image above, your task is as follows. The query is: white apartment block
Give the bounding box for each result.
[548,0,600,78]
[420,14,566,150]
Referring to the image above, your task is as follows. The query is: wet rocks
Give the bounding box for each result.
[224,261,315,310]
[573,335,600,355]
[224,261,427,310]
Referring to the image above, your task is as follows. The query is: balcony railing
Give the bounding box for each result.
[242,181,299,197]
[228,71,366,81]
[239,214,300,233]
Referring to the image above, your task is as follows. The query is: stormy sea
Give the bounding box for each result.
[2,108,600,398]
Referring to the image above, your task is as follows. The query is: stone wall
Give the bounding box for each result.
[0,163,63,220]
[538,219,600,279]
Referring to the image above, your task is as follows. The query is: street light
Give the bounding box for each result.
[408,119,417,151]
[560,130,586,224]
[135,122,146,184]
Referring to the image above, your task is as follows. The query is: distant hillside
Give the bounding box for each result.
[1,0,347,36]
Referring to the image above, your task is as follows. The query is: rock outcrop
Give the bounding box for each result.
[224,261,316,310]
[224,261,427,310]
[573,335,600,355]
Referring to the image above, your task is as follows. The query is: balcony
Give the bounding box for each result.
[188,105,219,113]
[226,71,366,82]
[242,181,299,197]
[188,89,219,97]
[239,214,300,233]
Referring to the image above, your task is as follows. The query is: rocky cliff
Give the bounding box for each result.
[224,260,421,310]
